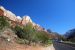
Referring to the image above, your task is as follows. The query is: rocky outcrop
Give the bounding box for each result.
[0,6,45,31]
[0,6,17,21]
[21,16,32,25]
[0,8,4,16]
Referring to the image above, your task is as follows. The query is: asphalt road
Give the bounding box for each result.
[53,41,75,50]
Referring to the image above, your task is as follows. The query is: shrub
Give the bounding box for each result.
[35,31,52,44]
[14,22,52,46]
[0,16,9,30]
[14,25,25,39]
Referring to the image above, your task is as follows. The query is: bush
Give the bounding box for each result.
[0,16,9,30]
[34,31,52,44]
[14,25,26,39]
[0,16,52,46]
[14,22,52,46]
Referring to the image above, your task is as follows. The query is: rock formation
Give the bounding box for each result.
[0,6,17,21]
[0,6,45,31]
[21,16,32,25]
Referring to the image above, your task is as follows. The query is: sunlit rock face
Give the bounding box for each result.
[0,6,45,31]
[21,15,44,31]
[21,16,32,25]
[0,8,4,16]
[0,6,17,21]
[16,16,22,23]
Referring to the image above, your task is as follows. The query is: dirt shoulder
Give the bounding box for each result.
[0,38,55,50]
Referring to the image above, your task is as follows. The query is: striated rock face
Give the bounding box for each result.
[0,6,17,21]
[0,6,34,26]
[16,16,22,23]
[21,16,32,25]
[0,6,45,31]
[21,15,44,31]
[0,9,4,16]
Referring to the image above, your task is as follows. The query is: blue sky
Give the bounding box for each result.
[0,0,75,34]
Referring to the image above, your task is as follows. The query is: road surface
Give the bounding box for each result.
[53,41,75,50]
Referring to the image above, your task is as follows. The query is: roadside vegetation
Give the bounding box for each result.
[0,16,9,30]
[13,23,52,46]
[0,16,52,46]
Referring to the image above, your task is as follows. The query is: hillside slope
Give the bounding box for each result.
[0,6,56,50]
[0,38,55,50]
